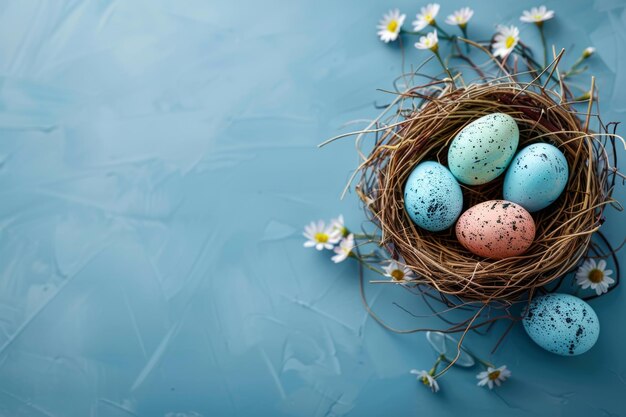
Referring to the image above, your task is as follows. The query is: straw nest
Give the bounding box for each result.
[356,81,619,303]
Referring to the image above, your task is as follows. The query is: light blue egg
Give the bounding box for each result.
[523,293,599,356]
[503,143,569,212]
[404,161,463,232]
[448,113,519,185]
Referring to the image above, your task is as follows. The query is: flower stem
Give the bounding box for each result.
[429,354,445,376]
[460,26,469,53]
[344,228,380,240]
[474,357,495,369]
[562,57,585,79]
[433,50,455,88]
[353,255,385,276]
[352,233,380,239]
[401,28,452,41]
[400,29,425,36]
[433,22,452,39]
[439,346,494,370]
[538,24,548,69]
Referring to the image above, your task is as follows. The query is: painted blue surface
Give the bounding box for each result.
[0,0,624,416]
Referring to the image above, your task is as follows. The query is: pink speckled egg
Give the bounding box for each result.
[456,200,535,259]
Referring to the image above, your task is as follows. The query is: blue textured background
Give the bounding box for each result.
[0,1,625,416]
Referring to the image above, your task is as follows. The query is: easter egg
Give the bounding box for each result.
[503,143,569,212]
[448,113,519,185]
[523,293,599,356]
[455,200,535,259]
[404,161,463,232]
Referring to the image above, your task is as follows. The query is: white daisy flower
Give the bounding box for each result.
[414,30,439,52]
[331,234,355,263]
[575,259,615,296]
[383,260,416,282]
[412,3,440,31]
[476,365,512,389]
[410,369,440,393]
[377,9,406,43]
[303,221,341,251]
[330,215,348,236]
[445,7,474,28]
[492,25,520,58]
[582,47,596,59]
[520,6,555,24]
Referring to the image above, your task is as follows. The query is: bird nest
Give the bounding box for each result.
[353,79,620,303]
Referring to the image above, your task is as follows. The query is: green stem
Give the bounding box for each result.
[460,26,469,53]
[433,50,455,88]
[400,28,452,41]
[440,347,494,370]
[433,22,452,39]
[343,228,380,240]
[429,354,445,375]
[570,57,584,71]
[352,255,385,276]
[572,92,591,101]
[475,357,495,369]
[562,57,585,79]
[352,233,380,239]
[538,24,547,69]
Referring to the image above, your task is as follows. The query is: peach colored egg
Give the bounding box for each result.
[456,200,535,259]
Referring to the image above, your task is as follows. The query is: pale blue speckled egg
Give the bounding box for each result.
[503,143,569,212]
[523,293,599,356]
[404,161,463,232]
[448,113,519,185]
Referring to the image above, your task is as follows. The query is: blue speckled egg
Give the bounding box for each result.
[503,143,569,212]
[523,293,599,356]
[448,113,519,185]
[404,161,463,232]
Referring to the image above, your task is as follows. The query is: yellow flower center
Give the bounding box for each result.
[391,269,405,281]
[488,370,501,381]
[421,38,438,51]
[425,14,434,24]
[421,376,430,386]
[534,14,543,20]
[588,268,605,283]
[387,20,398,32]
[315,233,329,243]
[505,36,515,49]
